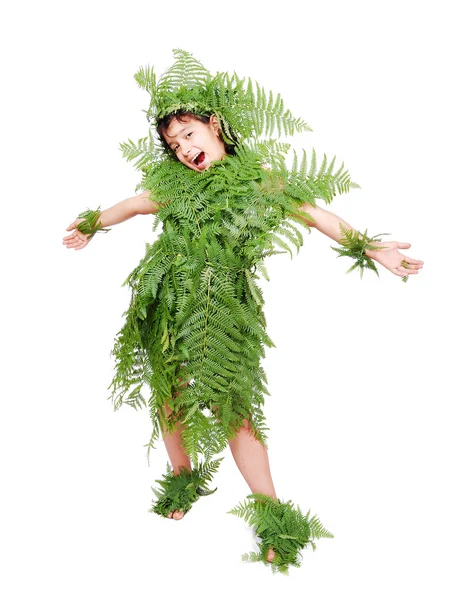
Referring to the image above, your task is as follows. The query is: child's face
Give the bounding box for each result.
[162,115,227,172]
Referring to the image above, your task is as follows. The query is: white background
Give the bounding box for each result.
[1,1,457,598]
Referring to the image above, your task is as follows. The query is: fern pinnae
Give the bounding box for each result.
[317,153,328,179]
[308,514,334,539]
[298,148,308,179]
[241,551,263,563]
[134,65,156,94]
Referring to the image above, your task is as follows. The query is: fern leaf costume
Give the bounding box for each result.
[77,49,377,572]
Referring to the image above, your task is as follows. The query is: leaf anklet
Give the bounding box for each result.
[228,493,334,574]
[150,458,223,518]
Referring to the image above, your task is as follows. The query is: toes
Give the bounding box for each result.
[165,509,185,520]
[266,548,276,562]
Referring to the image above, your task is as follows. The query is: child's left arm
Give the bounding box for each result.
[296,202,424,279]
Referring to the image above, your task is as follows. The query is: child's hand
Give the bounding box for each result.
[368,241,424,278]
[62,218,92,251]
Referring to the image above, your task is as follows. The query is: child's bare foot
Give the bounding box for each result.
[266,548,276,562]
[166,509,185,520]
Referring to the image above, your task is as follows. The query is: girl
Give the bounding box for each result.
[62,50,423,574]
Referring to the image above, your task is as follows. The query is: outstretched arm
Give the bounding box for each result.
[296,202,424,279]
[63,190,159,251]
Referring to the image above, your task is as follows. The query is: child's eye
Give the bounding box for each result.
[186,132,193,138]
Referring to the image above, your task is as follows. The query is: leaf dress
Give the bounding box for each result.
[107,142,356,467]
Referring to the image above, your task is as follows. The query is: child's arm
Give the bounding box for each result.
[296,202,424,279]
[63,190,159,251]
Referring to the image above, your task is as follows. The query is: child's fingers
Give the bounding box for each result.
[66,218,85,231]
[398,260,420,273]
[402,255,424,265]
[64,233,87,248]
[65,240,82,248]
[62,231,80,244]
[393,266,419,276]
[400,263,423,272]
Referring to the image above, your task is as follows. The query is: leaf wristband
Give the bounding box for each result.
[76,205,111,239]
[330,224,389,279]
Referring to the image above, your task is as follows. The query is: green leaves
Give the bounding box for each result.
[157,49,212,99]
[131,48,312,150]
[108,141,359,466]
[134,65,156,94]
[288,149,359,204]
[150,458,223,517]
[75,205,111,238]
[228,493,333,574]
[401,259,410,283]
[119,131,161,171]
[331,224,389,278]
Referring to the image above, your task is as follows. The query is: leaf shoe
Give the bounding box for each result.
[227,492,334,574]
[150,458,223,518]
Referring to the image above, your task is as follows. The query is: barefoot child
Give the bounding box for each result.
[63,49,423,573]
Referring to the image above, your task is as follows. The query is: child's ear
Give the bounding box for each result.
[210,114,221,135]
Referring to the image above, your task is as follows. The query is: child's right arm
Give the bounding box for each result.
[63,190,159,251]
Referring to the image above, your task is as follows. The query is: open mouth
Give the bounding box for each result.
[192,151,206,167]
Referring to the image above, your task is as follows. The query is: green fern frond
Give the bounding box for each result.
[134,65,157,94]
[308,514,335,539]
[119,131,161,170]
[241,551,263,563]
[158,48,212,94]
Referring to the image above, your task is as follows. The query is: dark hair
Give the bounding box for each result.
[156,110,237,160]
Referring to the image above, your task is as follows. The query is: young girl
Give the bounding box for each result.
[62,50,423,574]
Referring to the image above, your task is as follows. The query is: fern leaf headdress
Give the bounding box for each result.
[134,48,311,151]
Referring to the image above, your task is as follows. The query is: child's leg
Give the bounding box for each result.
[160,408,276,559]
[228,418,277,562]
[162,402,192,475]
[160,402,191,520]
[228,418,277,498]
